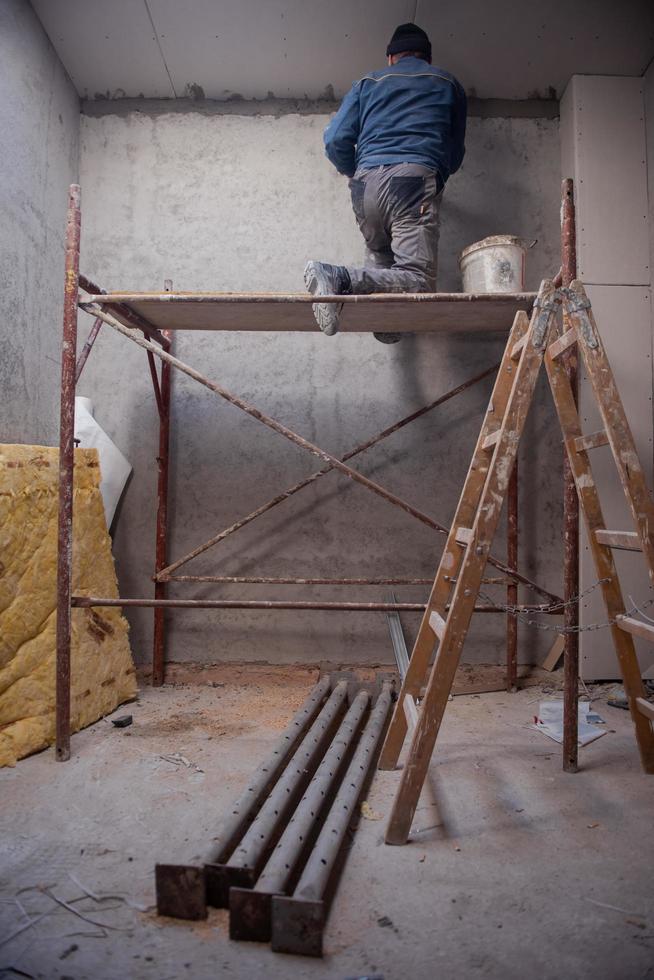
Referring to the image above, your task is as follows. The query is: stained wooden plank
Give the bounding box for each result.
[510,333,528,360]
[635,698,654,721]
[617,616,654,644]
[85,291,536,334]
[548,327,577,359]
[482,429,501,450]
[595,530,642,552]
[429,611,446,639]
[542,633,565,672]
[574,430,609,452]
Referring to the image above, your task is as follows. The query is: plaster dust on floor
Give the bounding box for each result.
[1,678,653,980]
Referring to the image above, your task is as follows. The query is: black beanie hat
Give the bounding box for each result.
[386,22,432,61]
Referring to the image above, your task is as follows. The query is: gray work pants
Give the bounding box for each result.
[345,163,442,293]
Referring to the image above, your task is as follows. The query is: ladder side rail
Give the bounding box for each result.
[544,335,654,773]
[385,282,560,843]
[564,281,654,585]
[378,309,531,772]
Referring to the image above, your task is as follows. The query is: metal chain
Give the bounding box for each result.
[478,575,611,616]
[478,581,654,634]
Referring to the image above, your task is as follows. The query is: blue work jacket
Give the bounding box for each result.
[324,56,466,182]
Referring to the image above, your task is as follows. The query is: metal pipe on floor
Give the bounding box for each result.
[205,681,349,908]
[79,301,561,606]
[155,362,500,580]
[561,177,580,773]
[271,683,393,957]
[55,184,81,763]
[155,676,332,920]
[229,690,371,942]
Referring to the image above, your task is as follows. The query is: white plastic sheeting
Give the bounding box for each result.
[74,397,131,529]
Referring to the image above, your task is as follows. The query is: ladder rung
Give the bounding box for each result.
[635,697,654,721]
[402,695,419,730]
[482,429,501,450]
[510,334,528,360]
[548,327,577,359]
[429,610,446,639]
[595,530,642,552]
[455,526,474,546]
[617,616,654,643]
[574,430,609,453]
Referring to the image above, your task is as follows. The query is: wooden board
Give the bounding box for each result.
[85,291,536,334]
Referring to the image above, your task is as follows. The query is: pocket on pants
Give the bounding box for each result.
[348,178,366,221]
[388,175,425,217]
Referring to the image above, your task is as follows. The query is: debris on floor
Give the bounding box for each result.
[532,700,607,746]
[159,752,204,773]
[2,682,653,978]
[112,714,133,728]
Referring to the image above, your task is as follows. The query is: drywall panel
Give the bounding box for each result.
[32,0,654,101]
[31,0,175,98]
[578,285,654,679]
[559,79,575,186]
[418,1,654,103]
[561,73,654,678]
[570,76,649,285]
[150,0,411,101]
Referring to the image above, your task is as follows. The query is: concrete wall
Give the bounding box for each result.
[78,104,563,668]
[0,0,79,445]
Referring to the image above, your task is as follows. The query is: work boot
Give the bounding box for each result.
[304,261,351,336]
[373,331,403,344]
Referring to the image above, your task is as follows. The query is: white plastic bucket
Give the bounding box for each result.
[459,235,536,293]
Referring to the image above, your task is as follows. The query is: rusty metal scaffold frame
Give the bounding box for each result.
[55,180,578,763]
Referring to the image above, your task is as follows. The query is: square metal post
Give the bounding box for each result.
[56,183,81,761]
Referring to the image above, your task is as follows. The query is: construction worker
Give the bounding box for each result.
[304,23,466,343]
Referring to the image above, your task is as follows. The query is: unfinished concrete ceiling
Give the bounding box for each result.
[32,0,654,101]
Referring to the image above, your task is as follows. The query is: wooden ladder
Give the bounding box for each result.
[379,278,654,845]
[544,280,654,772]
[378,278,562,844]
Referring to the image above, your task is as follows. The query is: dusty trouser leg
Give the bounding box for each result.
[364,242,394,272]
[303,164,440,337]
[346,164,442,294]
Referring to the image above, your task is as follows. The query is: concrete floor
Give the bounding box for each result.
[1,674,653,980]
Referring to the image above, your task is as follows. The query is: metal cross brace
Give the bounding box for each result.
[82,300,561,604]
